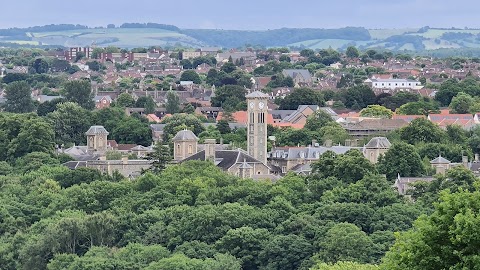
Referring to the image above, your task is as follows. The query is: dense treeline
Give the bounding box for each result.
[0,24,88,36]
[182,27,371,47]
[0,155,421,270]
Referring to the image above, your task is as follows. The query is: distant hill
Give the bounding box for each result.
[2,24,480,53]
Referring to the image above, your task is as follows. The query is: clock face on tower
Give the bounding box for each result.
[249,102,255,109]
[258,102,265,109]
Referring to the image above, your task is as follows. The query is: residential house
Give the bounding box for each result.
[94,95,113,109]
[282,69,313,87]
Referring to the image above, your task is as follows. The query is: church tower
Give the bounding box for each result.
[246,91,269,164]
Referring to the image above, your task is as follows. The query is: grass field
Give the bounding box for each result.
[29,28,203,48]
[409,29,480,39]
[289,39,355,49]
[368,28,418,39]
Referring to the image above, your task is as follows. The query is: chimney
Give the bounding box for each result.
[462,155,468,168]
[475,153,479,162]
[324,139,333,148]
[312,139,318,147]
[204,139,216,161]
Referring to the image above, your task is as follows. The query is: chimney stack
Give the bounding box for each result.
[204,139,216,161]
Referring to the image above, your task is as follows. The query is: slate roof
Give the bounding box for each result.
[345,119,408,131]
[63,161,87,170]
[172,130,199,141]
[269,146,361,160]
[182,149,264,171]
[282,69,312,81]
[430,156,451,164]
[85,126,109,135]
[365,137,391,148]
[246,91,269,98]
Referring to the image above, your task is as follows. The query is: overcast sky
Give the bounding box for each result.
[1,0,479,30]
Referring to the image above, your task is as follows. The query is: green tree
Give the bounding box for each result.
[259,234,313,270]
[217,120,231,134]
[320,123,349,145]
[135,96,156,114]
[449,92,474,114]
[180,70,201,84]
[304,110,334,131]
[360,105,393,119]
[115,93,136,108]
[211,85,247,112]
[147,143,172,173]
[399,118,445,145]
[381,190,480,270]
[48,102,92,145]
[341,85,376,110]
[311,261,378,270]
[378,142,425,180]
[317,222,375,264]
[166,90,181,114]
[345,46,360,58]
[181,103,195,114]
[396,101,439,116]
[63,80,94,110]
[279,88,325,110]
[162,113,205,142]
[31,58,49,74]
[216,226,271,270]
[333,149,377,183]
[4,81,35,113]
[112,117,152,146]
[221,62,237,73]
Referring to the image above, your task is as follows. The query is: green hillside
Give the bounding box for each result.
[2,24,480,53]
[29,28,205,48]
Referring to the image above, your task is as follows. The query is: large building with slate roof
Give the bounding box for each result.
[268,137,391,176]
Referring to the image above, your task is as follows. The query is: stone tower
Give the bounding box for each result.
[246,91,269,164]
[85,126,109,155]
[172,129,199,161]
[363,137,391,163]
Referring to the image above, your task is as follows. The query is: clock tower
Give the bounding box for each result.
[246,91,269,164]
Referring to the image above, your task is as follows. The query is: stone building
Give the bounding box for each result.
[246,91,269,165]
[86,126,109,156]
[63,125,152,178]
[173,91,272,179]
[172,129,199,161]
[268,137,391,176]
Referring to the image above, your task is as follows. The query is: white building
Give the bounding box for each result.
[365,78,423,91]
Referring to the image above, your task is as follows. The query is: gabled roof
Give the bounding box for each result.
[282,69,312,81]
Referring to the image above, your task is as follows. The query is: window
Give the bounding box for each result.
[282,166,287,173]
[250,113,255,123]
[177,144,181,153]
[188,144,193,154]
[258,113,265,123]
